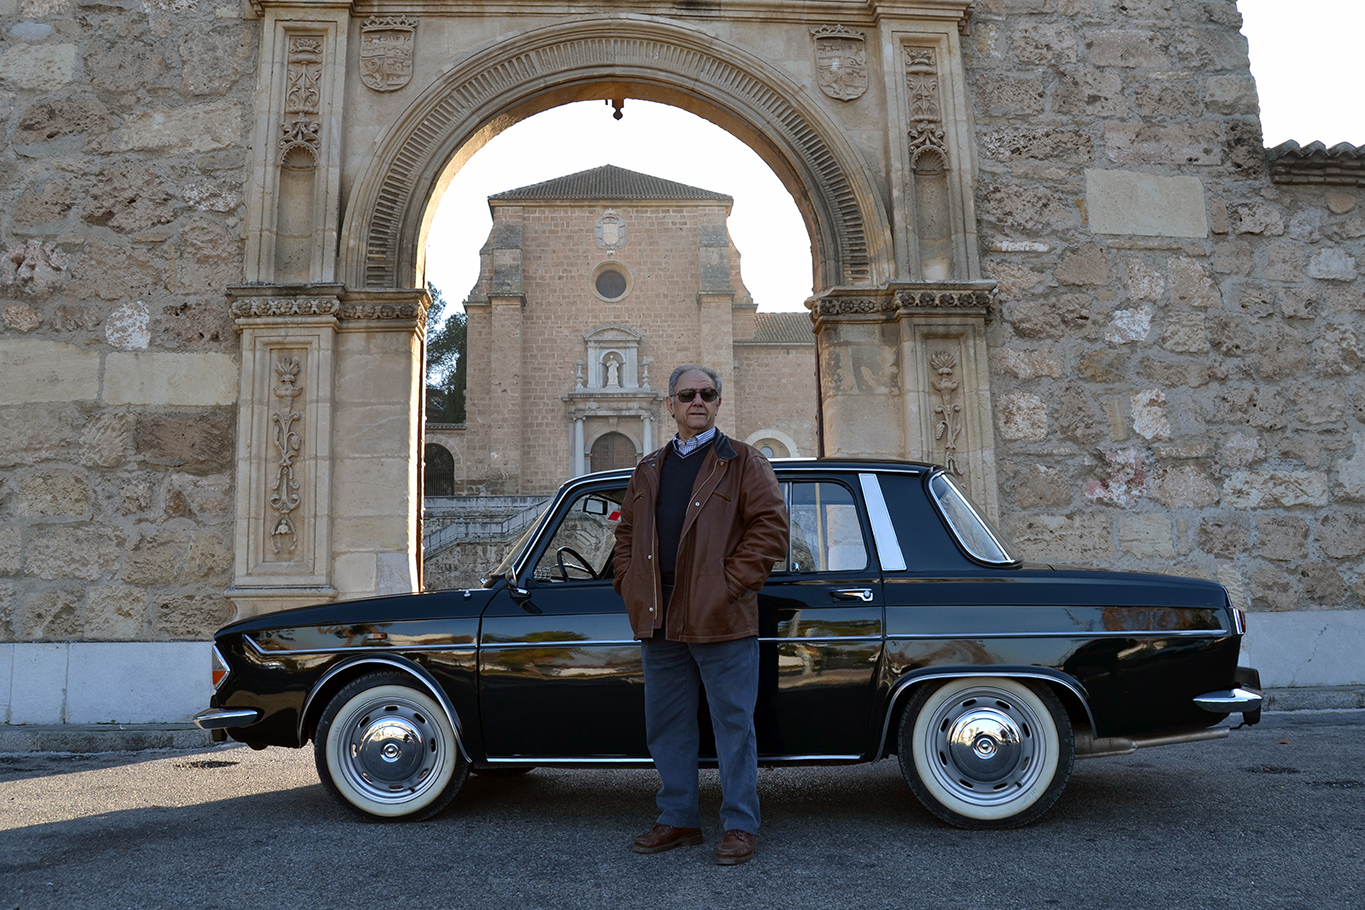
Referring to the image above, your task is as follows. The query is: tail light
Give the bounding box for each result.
[211,645,230,690]
[1232,607,1247,636]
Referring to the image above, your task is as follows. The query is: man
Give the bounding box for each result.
[613,365,789,866]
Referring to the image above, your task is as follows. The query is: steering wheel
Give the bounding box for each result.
[555,546,599,581]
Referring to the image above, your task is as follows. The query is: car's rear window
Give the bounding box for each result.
[927,472,1018,565]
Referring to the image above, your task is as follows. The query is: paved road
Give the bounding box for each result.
[1,711,1361,910]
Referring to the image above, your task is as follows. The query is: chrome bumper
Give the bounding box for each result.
[1194,686,1263,715]
[193,707,262,730]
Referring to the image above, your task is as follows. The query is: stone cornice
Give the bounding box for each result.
[228,285,432,327]
[806,281,996,320]
[345,1,973,26]
[1268,141,1365,187]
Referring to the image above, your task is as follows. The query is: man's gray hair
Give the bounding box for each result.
[668,365,722,398]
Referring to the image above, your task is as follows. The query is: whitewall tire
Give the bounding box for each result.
[898,677,1074,829]
[314,672,468,820]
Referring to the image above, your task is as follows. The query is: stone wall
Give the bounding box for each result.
[964,0,1364,640]
[1,0,254,670]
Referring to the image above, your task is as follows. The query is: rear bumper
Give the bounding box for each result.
[1193,686,1263,715]
[193,707,262,730]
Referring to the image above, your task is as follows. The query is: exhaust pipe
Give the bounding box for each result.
[1075,726,1229,759]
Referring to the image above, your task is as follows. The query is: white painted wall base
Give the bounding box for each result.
[0,642,211,725]
[1242,608,1365,689]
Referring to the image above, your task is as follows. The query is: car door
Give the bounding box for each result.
[757,475,886,758]
[478,483,648,759]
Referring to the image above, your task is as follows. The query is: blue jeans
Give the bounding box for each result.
[640,635,761,834]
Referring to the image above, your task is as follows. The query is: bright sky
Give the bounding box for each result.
[424,2,1363,317]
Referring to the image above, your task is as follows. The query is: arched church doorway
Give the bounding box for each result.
[589,432,638,472]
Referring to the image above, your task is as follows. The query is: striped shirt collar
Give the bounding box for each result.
[672,426,717,458]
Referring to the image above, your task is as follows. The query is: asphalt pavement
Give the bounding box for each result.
[1,710,1362,910]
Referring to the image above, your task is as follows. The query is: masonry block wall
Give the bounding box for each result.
[965,0,1364,683]
[0,0,256,720]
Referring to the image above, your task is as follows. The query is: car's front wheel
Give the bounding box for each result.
[314,672,468,820]
[897,677,1074,829]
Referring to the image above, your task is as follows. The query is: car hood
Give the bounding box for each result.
[214,586,498,639]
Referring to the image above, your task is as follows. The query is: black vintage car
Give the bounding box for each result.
[196,460,1262,828]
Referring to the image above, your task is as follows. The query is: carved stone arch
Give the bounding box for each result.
[339,15,894,292]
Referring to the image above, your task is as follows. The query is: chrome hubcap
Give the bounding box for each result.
[926,688,1046,807]
[340,696,445,803]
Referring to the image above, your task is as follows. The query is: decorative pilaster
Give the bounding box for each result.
[244,3,349,284]
[809,281,1000,520]
[226,284,431,616]
[226,285,341,616]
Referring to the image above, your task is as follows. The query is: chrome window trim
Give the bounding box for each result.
[927,469,1018,566]
[874,668,1098,760]
[297,654,471,763]
[859,473,906,572]
[761,635,884,644]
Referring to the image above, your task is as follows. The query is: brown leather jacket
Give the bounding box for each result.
[613,432,789,643]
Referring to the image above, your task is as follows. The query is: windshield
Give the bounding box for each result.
[482,501,552,586]
[927,472,1019,565]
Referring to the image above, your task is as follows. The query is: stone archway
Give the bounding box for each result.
[340,16,896,294]
[228,2,995,614]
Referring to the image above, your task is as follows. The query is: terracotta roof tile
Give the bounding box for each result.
[490,164,733,202]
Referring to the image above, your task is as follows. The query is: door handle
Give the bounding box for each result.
[832,588,874,602]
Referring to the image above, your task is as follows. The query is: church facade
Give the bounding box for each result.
[425,165,817,497]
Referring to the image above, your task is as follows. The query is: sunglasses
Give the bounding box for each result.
[673,388,719,403]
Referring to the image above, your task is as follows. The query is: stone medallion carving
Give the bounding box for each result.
[811,25,868,101]
[360,16,417,93]
[595,209,627,253]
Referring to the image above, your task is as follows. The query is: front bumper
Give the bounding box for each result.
[193,707,262,730]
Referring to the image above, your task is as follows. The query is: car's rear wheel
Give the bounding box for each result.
[898,677,1074,829]
[314,672,468,820]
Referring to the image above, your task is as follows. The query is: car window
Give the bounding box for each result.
[777,481,868,574]
[531,488,626,582]
[927,472,1018,565]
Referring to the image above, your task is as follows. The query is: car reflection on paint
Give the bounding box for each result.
[195,460,1262,828]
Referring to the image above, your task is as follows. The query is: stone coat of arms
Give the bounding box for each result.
[811,24,868,102]
[360,16,417,93]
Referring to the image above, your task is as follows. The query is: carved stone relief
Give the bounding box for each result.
[359,16,416,93]
[595,209,627,253]
[281,35,323,169]
[270,357,304,558]
[930,350,964,476]
[904,46,953,280]
[811,25,868,101]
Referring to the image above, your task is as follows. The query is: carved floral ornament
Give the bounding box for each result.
[282,34,323,170]
[930,351,964,476]
[360,16,417,93]
[811,24,868,101]
[270,357,304,557]
[806,287,996,318]
[905,46,948,172]
[229,297,428,324]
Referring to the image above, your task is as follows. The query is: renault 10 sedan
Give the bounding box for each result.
[195,460,1262,828]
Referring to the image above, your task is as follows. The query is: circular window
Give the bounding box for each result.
[591,262,632,302]
[595,269,626,299]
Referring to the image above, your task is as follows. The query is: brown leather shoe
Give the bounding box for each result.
[631,823,703,854]
[715,829,757,865]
